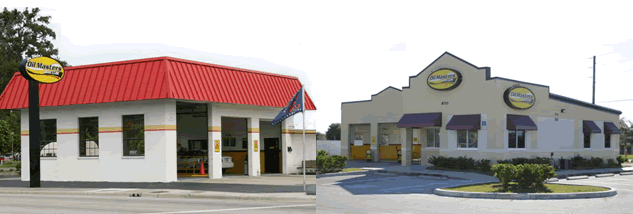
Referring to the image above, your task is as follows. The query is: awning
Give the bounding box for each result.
[446,114,481,130]
[397,113,442,128]
[604,122,621,134]
[583,120,602,133]
[506,114,537,131]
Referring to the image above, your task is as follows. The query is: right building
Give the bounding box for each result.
[341,52,622,166]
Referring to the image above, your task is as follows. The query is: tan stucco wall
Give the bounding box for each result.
[341,53,621,161]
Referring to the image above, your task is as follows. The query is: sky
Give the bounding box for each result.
[5,1,633,133]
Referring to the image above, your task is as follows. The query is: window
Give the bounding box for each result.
[457,130,478,148]
[584,132,591,148]
[123,115,144,156]
[79,117,99,157]
[40,119,57,157]
[508,130,525,149]
[605,134,611,148]
[426,128,440,148]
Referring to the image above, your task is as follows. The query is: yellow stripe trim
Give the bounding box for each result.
[208,126,221,132]
[248,128,260,133]
[58,128,78,134]
[286,129,317,134]
[145,125,177,131]
[21,131,29,135]
[99,127,122,132]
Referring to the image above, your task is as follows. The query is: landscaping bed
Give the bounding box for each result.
[447,182,609,193]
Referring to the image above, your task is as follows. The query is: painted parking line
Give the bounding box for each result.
[142,204,316,214]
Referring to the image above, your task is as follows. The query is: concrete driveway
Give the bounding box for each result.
[318,171,633,214]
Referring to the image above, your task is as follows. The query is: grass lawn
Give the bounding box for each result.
[622,155,633,160]
[0,161,19,168]
[341,168,364,172]
[447,182,609,193]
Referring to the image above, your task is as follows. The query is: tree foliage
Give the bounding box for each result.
[316,132,326,140]
[0,7,67,155]
[326,123,341,140]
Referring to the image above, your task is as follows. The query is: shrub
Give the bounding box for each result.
[456,156,476,170]
[15,162,21,172]
[318,150,329,157]
[476,159,492,172]
[492,164,517,187]
[530,157,552,165]
[515,164,556,188]
[572,155,589,168]
[496,159,512,164]
[607,158,618,167]
[619,156,628,164]
[316,154,348,174]
[590,157,604,167]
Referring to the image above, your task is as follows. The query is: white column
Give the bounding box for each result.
[401,127,413,166]
[370,123,379,162]
[208,104,222,179]
[247,117,261,176]
[281,120,293,175]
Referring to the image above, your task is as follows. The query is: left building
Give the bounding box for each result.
[0,56,317,182]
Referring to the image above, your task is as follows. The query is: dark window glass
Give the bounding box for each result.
[508,130,516,148]
[517,130,525,148]
[457,130,467,148]
[40,119,57,157]
[123,115,144,156]
[584,133,591,148]
[605,134,611,148]
[468,130,478,148]
[79,117,99,157]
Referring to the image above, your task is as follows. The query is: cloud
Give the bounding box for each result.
[388,42,406,51]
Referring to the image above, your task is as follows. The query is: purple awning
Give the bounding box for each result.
[583,120,602,133]
[397,113,442,128]
[446,114,481,130]
[507,114,537,131]
[604,122,621,134]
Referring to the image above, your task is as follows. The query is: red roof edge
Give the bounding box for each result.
[163,57,299,80]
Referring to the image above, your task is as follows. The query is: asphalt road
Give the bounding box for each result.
[0,194,316,214]
[318,172,633,214]
[0,179,307,193]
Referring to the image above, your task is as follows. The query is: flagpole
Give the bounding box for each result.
[302,85,306,192]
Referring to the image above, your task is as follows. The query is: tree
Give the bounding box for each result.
[316,132,326,140]
[620,118,633,154]
[0,7,68,156]
[326,123,341,140]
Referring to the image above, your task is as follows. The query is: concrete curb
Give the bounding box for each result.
[0,172,19,178]
[567,176,589,180]
[0,189,316,202]
[620,171,633,175]
[434,183,617,200]
[316,170,369,179]
[596,173,614,178]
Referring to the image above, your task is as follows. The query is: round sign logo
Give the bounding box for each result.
[18,56,65,84]
[427,68,462,90]
[504,86,535,109]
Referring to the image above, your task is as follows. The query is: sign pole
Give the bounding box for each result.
[28,80,41,187]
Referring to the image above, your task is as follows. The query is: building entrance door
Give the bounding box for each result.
[264,138,281,173]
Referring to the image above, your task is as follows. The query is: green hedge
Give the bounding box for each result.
[316,150,348,174]
[428,156,491,171]
[496,157,551,165]
[492,163,556,188]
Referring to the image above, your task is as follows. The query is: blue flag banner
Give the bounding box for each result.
[271,87,303,126]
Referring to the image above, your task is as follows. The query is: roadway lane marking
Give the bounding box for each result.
[142,204,316,214]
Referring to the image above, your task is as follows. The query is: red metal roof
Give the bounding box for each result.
[0,57,316,110]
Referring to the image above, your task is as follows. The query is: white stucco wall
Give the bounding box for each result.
[21,99,177,183]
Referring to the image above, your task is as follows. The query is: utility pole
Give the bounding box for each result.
[593,56,596,104]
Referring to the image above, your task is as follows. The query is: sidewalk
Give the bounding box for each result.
[0,174,316,201]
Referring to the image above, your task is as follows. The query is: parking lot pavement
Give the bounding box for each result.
[318,172,633,214]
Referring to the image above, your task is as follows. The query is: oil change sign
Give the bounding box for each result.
[504,86,535,109]
[19,56,65,84]
[427,68,462,90]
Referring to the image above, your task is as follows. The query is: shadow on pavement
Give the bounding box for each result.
[326,171,478,195]
[0,179,313,193]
